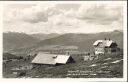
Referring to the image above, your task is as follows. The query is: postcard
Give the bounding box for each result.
[0,0,127,82]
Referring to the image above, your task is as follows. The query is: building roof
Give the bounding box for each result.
[31,52,56,65]
[55,55,70,64]
[93,40,117,47]
[31,52,72,65]
[93,40,103,46]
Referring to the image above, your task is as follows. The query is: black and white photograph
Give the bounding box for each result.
[0,1,127,80]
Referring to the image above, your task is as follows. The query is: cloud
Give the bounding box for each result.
[3,4,124,34]
[77,5,122,25]
[22,8,48,23]
[51,14,77,26]
[4,4,70,24]
[55,4,81,11]
[4,4,54,23]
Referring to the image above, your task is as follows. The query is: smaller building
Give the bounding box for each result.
[93,39,118,55]
[31,52,75,65]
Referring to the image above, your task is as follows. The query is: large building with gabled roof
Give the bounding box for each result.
[93,38,118,55]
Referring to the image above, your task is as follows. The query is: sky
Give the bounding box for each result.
[3,3,124,34]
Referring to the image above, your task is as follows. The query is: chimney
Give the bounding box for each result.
[109,38,110,41]
[105,38,106,40]
[68,52,69,55]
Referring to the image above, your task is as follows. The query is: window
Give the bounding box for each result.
[111,49,116,52]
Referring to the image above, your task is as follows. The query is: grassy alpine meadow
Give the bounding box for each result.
[3,51,123,78]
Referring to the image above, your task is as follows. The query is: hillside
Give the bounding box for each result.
[37,30,123,52]
[3,30,123,78]
[3,53,20,60]
[3,32,40,52]
[3,30,123,55]
[30,33,60,40]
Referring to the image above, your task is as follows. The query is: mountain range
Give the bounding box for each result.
[31,33,60,40]
[3,30,123,56]
[37,30,123,52]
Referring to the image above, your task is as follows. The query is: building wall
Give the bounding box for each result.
[94,47,104,54]
[94,46,117,55]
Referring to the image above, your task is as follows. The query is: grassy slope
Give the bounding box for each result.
[3,52,123,78]
[30,53,123,78]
